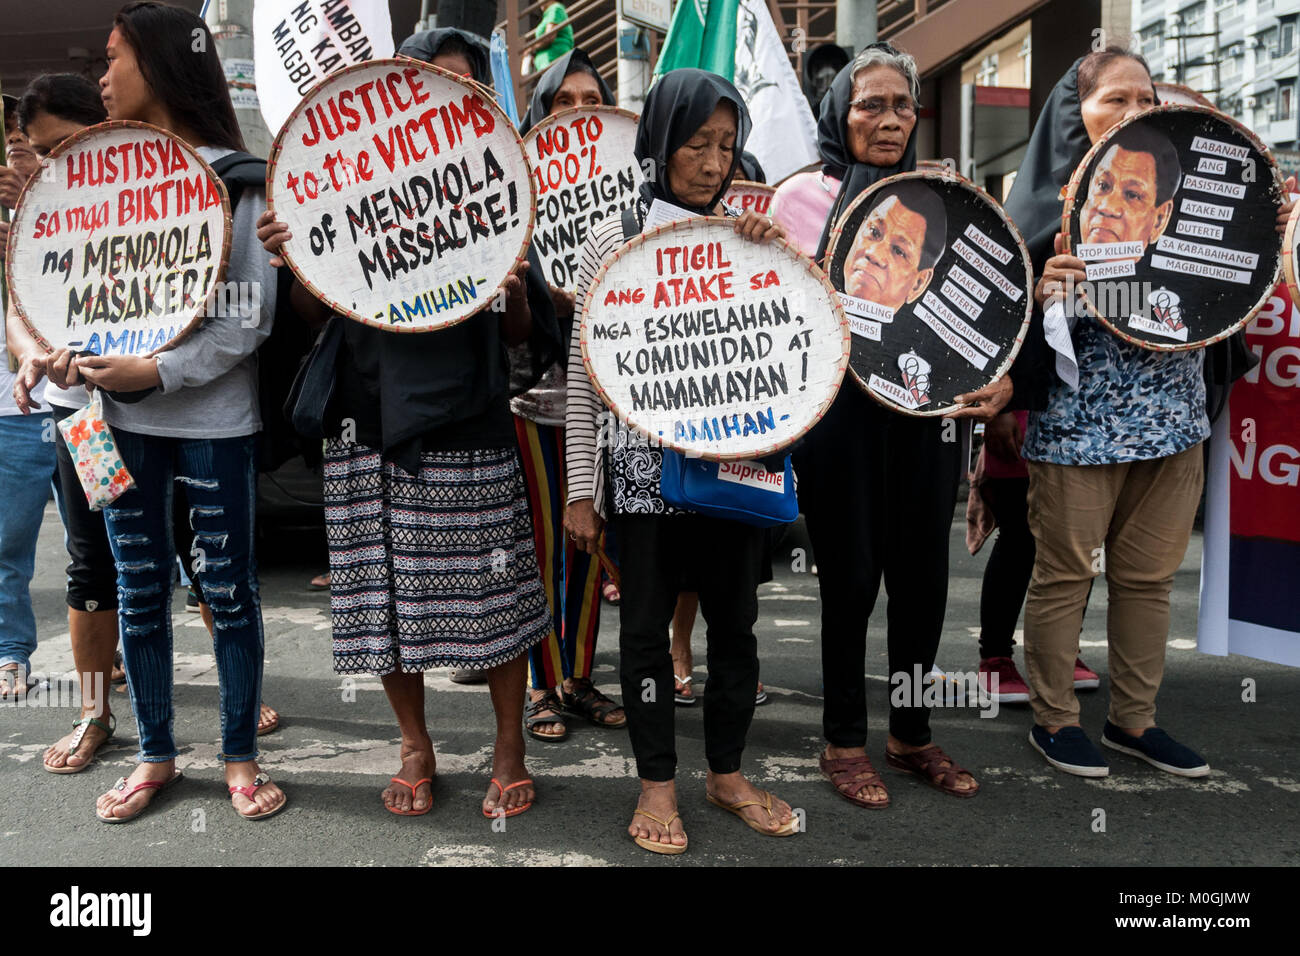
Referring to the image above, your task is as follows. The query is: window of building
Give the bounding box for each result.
[977,53,998,86]
[1018,34,1031,85]
[1280,22,1295,57]
[1280,85,1295,122]
[1141,23,1164,56]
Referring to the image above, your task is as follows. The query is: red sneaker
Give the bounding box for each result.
[1073,658,1100,691]
[978,656,1031,704]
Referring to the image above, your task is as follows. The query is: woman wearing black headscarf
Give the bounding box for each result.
[1005,47,1295,779]
[258,29,561,820]
[509,49,627,744]
[563,68,794,854]
[797,44,1009,811]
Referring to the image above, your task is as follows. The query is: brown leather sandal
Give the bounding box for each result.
[886,744,980,798]
[819,750,890,809]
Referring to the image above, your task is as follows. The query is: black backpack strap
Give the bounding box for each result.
[209,151,267,216]
[621,207,639,244]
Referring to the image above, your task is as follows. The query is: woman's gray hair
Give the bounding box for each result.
[849,46,921,106]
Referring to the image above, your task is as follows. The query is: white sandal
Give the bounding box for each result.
[674,674,695,706]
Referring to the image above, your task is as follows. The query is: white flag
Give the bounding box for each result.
[253,0,394,136]
[733,0,819,184]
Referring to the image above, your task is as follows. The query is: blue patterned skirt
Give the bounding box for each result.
[323,440,552,676]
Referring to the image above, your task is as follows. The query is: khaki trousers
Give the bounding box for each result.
[1023,445,1203,729]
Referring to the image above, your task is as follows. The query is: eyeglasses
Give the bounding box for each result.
[850,99,918,119]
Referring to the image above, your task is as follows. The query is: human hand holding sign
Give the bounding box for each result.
[76,355,162,392]
[947,374,1013,422]
[257,208,292,267]
[1278,176,1297,235]
[732,208,784,245]
[1034,233,1087,306]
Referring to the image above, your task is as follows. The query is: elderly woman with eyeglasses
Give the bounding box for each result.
[785,44,1013,811]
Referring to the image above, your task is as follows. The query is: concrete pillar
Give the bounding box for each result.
[836,0,878,58]
[205,0,271,157]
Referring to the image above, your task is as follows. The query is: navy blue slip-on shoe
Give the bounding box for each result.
[1101,721,1210,777]
[1029,725,1110,777]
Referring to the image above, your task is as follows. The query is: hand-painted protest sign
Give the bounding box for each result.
[1283,200,1300,304]
[581,216,849,460]
[268,60,535,332]
[522,106,641,290]
[1063,105,1283,350]
[724,180,775,215]
[1155,82,1216,109]
[4,121,230,357]
[1198,280,1300,667]
[253,0,394,134]
[824,170,1031,415]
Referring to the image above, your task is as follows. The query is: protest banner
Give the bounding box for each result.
[823,170,1032,415]
[1198,279,1300,667]
[267,59,535,332]
[724,180,775,215]
[253,0,394,135]
[522,105,641,290]
[1284,200,1300,303]
[1063,105,1283,350]
[581,216,849,460]
[4,121,230,357]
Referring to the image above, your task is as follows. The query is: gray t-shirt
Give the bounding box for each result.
[101,146,277,439]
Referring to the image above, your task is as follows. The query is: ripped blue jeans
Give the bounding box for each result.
[103,431,262,763]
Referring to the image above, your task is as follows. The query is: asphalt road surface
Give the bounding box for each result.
[3,500,1297,867]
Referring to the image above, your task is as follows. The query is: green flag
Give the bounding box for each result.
[653,0,740,80]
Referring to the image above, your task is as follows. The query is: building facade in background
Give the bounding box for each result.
[1134,0,1299,162]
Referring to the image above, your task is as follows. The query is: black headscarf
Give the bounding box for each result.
[738,151,766,184]
[634,68,752,217]
[518,48,615,135]
[397,27,491,84]
[812,43,920,265]
[339,26,561,473]
[1003,58,1093,278]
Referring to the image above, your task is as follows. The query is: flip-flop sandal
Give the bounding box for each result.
[755,682,768,706]
[308,571,331,591]
[673,674,695,706]
[601,580,621,605]
[706,790,799,837]
[96,771,184,824]
[257,705,280,736]
[482,777,534,818]
[385,776,434,816]
[631,808,687,855]
[886,745,980,798]
[819,751,890,809]
[228,772,288,820]
[525,690,568,741]
[45,714,116,775]
[560,680,626,728]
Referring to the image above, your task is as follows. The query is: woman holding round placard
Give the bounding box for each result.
[511,48,628,744]
[564,68,794,854]
[1005,46,1295,778]
[259,27,562,820]
[796,44,1013,811]
[39,2,286,822]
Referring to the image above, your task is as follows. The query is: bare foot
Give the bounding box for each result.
[257,703,279,735]
[706,770,793,833]
[382,748,436,814]
[628,779,687,849]
[0,664,28,699]
[95,761,177,821]
[44,712,113,771]
[226,761,287,817]
[825,745,889,806]
[887,735,978,793]
[482,737,534,817]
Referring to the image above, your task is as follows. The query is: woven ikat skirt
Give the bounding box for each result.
[323,440,552,675]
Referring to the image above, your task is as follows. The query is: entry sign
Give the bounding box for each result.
[582,216,849,461]
[1064,105,1284,350]
[268,59,535,332]
[4,121,231,356]
[618,0,672,33]
[824,170,1032,415]
[523,106,642,291]
[724,180,775,215]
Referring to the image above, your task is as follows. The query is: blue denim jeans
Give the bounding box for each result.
[104,430,263,763]
[0,413,57,678]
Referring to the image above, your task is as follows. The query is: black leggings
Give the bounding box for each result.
[977,477,1034,659]
[794,388,962,749]
[615,512,765,781]
[52,403,118,612]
